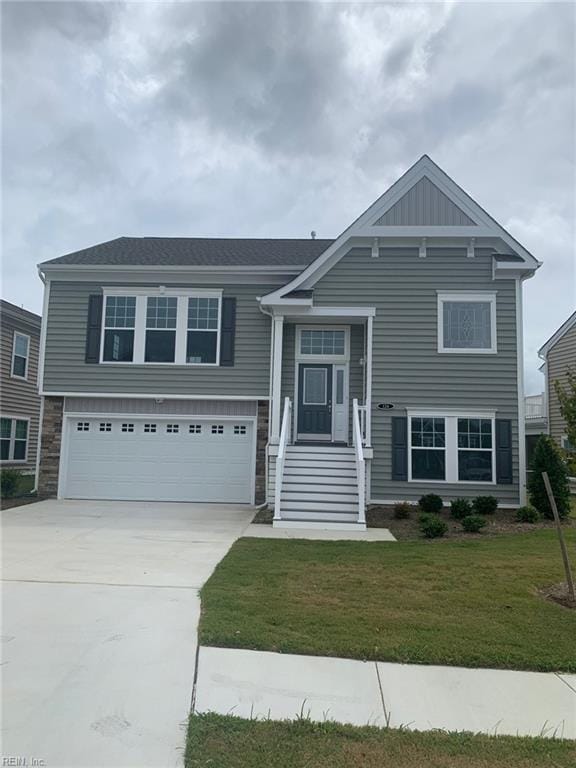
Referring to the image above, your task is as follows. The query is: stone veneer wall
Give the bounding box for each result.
[255,400,269,504]
[38,396,64,498]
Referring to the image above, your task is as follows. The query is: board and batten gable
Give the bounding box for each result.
[546,322,576,445]
[311,246,520,503]
[42,280,280,397]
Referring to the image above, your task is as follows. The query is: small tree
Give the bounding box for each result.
[527,435,570,519]
[555,368,576,456]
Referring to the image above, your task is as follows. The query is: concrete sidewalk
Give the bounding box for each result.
[194,646,576,739]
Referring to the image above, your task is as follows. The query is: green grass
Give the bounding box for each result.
[199,531,576,672]
[185,714,576,768]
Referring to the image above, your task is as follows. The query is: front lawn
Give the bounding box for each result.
[186,714,576,768]
[199,531,576,672]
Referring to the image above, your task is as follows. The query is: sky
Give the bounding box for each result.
[1,0,575,393]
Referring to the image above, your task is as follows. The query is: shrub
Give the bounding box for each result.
[515,505,540,524]
[461,514,488,533]
[0,469,21,498]
[418,494,443,514]
[393,502,412,519]
[419,513,448,539]
[472,496,498,515]
[527,435,571,519]
[450,498,472,520]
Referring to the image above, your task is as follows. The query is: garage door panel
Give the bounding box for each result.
[64,417,254,503]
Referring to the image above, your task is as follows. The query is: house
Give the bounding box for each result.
[538,310,576,452]
[524,393,547,468]
[36,156,540,529]
[1,300,42,480]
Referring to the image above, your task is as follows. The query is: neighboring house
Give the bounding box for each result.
[524,393,547,468]
[36,156,540,529]
[538,310,576,452]
[1,300,42,478]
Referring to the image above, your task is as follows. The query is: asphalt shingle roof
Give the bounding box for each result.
[41,237,334,268]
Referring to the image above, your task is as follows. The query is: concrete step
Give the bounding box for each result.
[274,519,366,531]
[279,510,359,522]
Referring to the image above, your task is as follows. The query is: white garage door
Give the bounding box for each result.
[63,417,254,503]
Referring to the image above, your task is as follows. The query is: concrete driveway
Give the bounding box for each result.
[1,499,253,768]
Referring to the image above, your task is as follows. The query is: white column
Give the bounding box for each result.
[516,277,527,505]
[365,315,373,447]
[270,315,284,443]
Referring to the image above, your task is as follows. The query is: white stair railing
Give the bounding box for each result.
[352,398,366,525]
[274,397,292,522]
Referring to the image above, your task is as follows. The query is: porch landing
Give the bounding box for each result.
[244,524,396,541]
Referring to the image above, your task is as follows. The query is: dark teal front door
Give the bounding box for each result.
[297,364,332,438]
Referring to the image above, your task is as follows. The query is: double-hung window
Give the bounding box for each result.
[145,297,177,363]
[103,296,136,362]
[11,333,30,378]
[438,293,496,353]
[409,412,495,484]
[187,297,219,364]
[0,417,28,462]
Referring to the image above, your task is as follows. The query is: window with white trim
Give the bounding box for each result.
[166,423,179,433]
[409,413,495,484]
[121,423,135,433]
[438,293,496,353]
[300,329,346,356]
[11,333,30,378]
[189,424,202,434]
[144,423,157,433]
[1,417,28,461]
[187,297,219,363]
[76,422,90,432]
[145,297,177,363]
[103,296,136,362]
[233,425,247,435]
[99,422,112,432]
[211,424,224,435]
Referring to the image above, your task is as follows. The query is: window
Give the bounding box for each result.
[1,418,28,461]
[145,297,177,363]
[144,423,157,433]
[166,423,179,433]
[561,435,574,452]
[458,419,493,482]
[438,293,496,353]
[233,425,247,435]
[187,297,219,364]
[302,367,327,405]
[189,424,202,434]
[103,296,136,362]
[121,423,135,433]
[411,417,446,481]
[300,329,346,356]
[409,413,495,484]
[11,333,30,378]
[99,422,112,432]
[76,422,90,432]
[211,425,224,435]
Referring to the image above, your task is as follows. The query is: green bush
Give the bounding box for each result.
[527,435,571,520]
[393,502,412,519]
[450,498,472,520]
[418,494,443,514]
[461,514,488,533]
[0,468,21,498]
[472,496,498,515]
[516,505,540,524]
[419,513,448,539]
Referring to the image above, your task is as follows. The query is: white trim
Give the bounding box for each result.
[270,306,376,318]
[516,278,527,505]
[270,316,284,442]
[365,315,373,446]
[538,309,576,359]
[42,391,267,401]
[0,414,31,464]
[37,277,50,390]
[406,411,497,485]
[103,286,223,297]
[41,264,307,274]
[437,292,497,354]
[58,413,258,504]
[10,331,30,380]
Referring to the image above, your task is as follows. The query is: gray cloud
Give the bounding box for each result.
[1,1,574,393]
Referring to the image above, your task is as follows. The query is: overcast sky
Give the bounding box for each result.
[2,1,575,392]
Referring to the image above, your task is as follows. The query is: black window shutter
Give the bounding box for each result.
[85,294,103,364]
[220,297,236,367]
[392,416,408,481]
[495,419,513,484]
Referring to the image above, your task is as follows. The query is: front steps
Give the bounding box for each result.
[274,444,365,529]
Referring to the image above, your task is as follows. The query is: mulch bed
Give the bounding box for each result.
[539,582,576,610]
[1,494,41,511]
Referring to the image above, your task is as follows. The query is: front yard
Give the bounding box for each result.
[186,714,576,768]
[199,530,576,672]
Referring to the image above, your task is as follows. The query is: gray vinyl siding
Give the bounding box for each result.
[280,322,364,440]
[312,246,520,504]
[546,324,576,444]
[374,177,476,226]
[43,281,280,397]
[0,310,41,473]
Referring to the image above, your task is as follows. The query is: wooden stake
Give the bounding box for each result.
[542,471,576,603]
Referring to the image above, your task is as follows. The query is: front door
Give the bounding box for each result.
[297,364,332,439]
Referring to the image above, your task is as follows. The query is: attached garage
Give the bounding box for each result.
[61,416,255,503]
